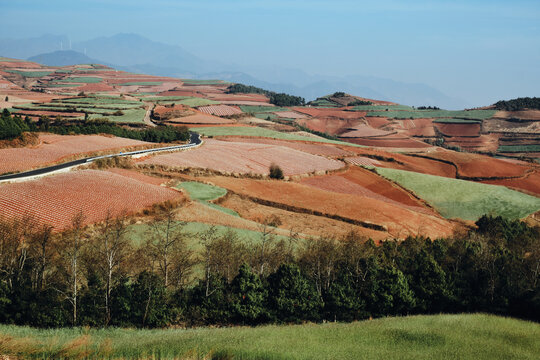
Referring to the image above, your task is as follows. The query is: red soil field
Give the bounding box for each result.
[218,136,353,157]
[0,134,152,174]
[435,123,481,137]
[481,169,540,196]
[417,149,530,179]
[339,125,393,138]
[297,118,364,135]
[293,107,367,120]
[340,147,457,178]
[11,110,84,118]
[76,82,115,92]
[201,175,460,239]
[167,113,235,125]
[274,111,307,119]
[494,110,540,120]
[364,116,391,129]
[157,90,204,97]
[198,105,243,116]
[219,101,274,106]
[106,168,167,186]
[0,170,181,230]
[344,156,382,167]
[299,166,432,213]
[344,135,432,149]
[139,139,344,176]
[206,94,270,103]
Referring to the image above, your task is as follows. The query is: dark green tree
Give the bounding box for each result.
[230,264,267,324]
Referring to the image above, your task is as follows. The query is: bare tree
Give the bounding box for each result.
[253,215,281,276]
[29,224,54,292]
[199,225,219,297]
[91,211,131,325]
[58,211,87,325]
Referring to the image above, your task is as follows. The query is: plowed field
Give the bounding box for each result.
[139,139,344,176]
[0,170,180,230]
[200,176,460,239]
[0,134,152,174]
[198,105,242,116]
[218,137,352,157]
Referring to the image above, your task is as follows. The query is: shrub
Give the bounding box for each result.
[269,164,284,179]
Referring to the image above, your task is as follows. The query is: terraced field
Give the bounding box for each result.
[0,170,181,230]
[177,181,239,217]
[375,167,540,220]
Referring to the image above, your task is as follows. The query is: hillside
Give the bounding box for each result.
[0,314,538,359]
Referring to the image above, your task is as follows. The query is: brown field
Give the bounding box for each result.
[167,112,235,125]
[274,111,307,119]
[344,156,382,167]
[139,139,344,176]
[0,170,181,230]
[297,117,364,135]
[344,134,432,149]
[198,105,243,116]
[494,110,540,120]
[293,107,367,120]
[481,169,540,196]
[418,149,530,179]
[218,136,353,157]
[364,116,392,129]
[435,123,481,137]
[0,133,153,174]
[106,168,168,186]
[339,125,394,138]
[219,194,384,239]
[299,166,432,213]
[198,175,461,239]
[444,134,500,152]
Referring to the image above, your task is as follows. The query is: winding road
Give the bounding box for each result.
[0,132,202,183]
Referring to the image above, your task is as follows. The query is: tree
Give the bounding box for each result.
[269,163,284,180]
[131,271,169,327]
[267,264,322,322]
[230,264,267,324]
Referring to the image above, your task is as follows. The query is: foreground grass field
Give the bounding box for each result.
[375,167,540,220]
[0,314,538,359]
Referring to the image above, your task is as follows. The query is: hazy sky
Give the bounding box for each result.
[1,0,539,105]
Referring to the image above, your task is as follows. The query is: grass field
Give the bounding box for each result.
[240,105,288,113]
[177,182,239,217]
[4,70,54,77]
[181,79,228,85]
[367,109,496,120]
[309,98,340,107]
[498,144,540,153]
[88,108,147,124]
[119,81,163,86]
[0,314,538,359]
[178,97,220,107]
[60,76,103,83]
[192,126,363,147]
[375,167,540,221]
[59,96,141,105]
[350,105,414,111]
[46,83,82,88]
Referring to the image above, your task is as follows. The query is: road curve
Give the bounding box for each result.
[0,132,202,183]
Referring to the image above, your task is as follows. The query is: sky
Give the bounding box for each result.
[0,0,539,106]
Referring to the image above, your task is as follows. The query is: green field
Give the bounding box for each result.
[498,144,540,153]
[181,79,228,85]
[119,81,163,86]
[375,167,540,220]
[192,126,363,147]
[139,96,190,102]
[0,314,538,359]
[178,97,220,107]
[177,182,239,217]
[60,76,103,83]
[46,83,82,88]
[351,104,415,111]
[433,118,482,124]
[59,96,141,105]
[4,70,54,77]
[240,105,289,113]
[367,109,496,120]
[309,98,340,107]
[88,108,147,124]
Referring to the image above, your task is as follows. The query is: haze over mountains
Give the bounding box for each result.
[3,33,467,109]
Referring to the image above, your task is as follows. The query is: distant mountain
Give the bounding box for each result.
[0,34,69,59]
[28,50,104,67]
[72,33,216,73]
[0,33,468,109]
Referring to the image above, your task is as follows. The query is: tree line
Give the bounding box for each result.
[0,204,538,328]
[226,84,305,107]
[494,97,540,111]
[0,110,190,143]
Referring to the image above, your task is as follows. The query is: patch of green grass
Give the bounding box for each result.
[351,104,415,111]
[375,167,540,221]
[0,314,538,359]
[192,126,363,147]
[367,109,496,120]
[45,83,82,88]
[119,81,163,86]
[59,76,102,83]
[177,182,227,202]
[181,79,228,85]
[4,70,53,77]
[309,98,340,107]
[140,96,190,102]
[88,108,147,124]
[498,144,540,153]
[433,118,482,124]
[240,105,288,113]
[177,182,239,217]
[178,97,220,107]
[58,97,141,105]
[254,113,278,120]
